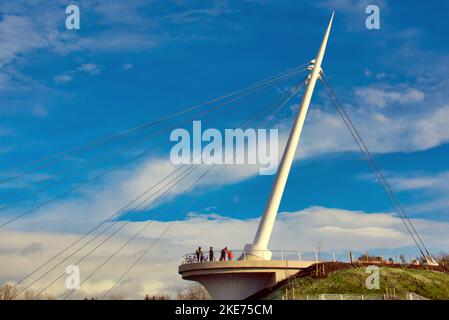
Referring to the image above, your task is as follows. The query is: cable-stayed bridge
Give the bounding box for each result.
[0,12,437,300]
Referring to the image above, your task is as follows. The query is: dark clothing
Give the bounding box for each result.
[195,249,203,262]
[220,249,227,261]
[209,250,214,262]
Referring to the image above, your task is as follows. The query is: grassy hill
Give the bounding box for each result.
[250,263,449,300]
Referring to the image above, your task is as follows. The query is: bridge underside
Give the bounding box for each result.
[178,260,315,300]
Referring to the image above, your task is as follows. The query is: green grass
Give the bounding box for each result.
[263,266,449,300]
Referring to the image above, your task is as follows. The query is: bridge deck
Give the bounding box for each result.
[179,259,315,277]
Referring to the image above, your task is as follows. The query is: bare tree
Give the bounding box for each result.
[0,285,53,300]
[30,291,54,300]
[0,284,18,300]
[315,240,323,262]
[176,283,210,300]
[357,253,383,263]
[436,252,449,265]
[144,294,169,300]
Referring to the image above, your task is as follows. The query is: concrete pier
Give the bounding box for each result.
[179,260,314,300]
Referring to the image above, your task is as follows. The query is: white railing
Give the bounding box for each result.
[180,249,422,265]
[281,292,429,300]
[181,250,339,265]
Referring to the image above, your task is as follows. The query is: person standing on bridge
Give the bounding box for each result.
[220,247,228,261]
[195,247,204,262]
[227,249,234,261]
[209,247,214,262]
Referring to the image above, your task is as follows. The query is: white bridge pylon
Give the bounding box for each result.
[179,12,336,300]
[244,12,335,260]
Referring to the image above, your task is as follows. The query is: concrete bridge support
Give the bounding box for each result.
[179,260,314,300]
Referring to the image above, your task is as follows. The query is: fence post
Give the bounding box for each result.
[349,251,353,264]
[298,250,302,262]
[332,251,336,262]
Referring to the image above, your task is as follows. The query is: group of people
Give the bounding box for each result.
[195,246,234,262]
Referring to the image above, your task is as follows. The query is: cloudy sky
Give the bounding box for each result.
[1,0,449,299]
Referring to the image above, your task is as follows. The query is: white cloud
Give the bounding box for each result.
[388,171,449,215]
[77,63,102,75]
[0,65,44,94]
[296,101,449,157]
[20,242,44,256]
[354,86,425,108]
[0,1,230,96]
[54,63,101,84]
[0,15,56,68]
[0,5,154,69]
[0,1,229,69]
[159,6,232,24]
[0,172,53,191]
[1,206,447,299]
[121,63,133,71]
[53,74,73,84]
[375,72,396,80]
[3,94,449,231]
[411,106,449,149]
[0,155,256,233]
[390,172,449,192]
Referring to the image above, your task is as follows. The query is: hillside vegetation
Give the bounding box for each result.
[251,263,449,300]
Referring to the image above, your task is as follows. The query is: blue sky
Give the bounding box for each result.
[1,0,449,297]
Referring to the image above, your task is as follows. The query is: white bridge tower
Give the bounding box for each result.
[179,12,335,299]
[244,12,334,260]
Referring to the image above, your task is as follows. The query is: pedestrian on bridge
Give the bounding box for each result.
[209,247,214,262]
[227,249,234,261]
[196,247,204,262]
[220,247,228,261]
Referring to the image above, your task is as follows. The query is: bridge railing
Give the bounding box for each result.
[180,249,422,265]
[180,250,337,265]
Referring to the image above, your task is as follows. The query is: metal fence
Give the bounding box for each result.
[181,249,423,265]
[181,250,320,265]
[283,293,426,300]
